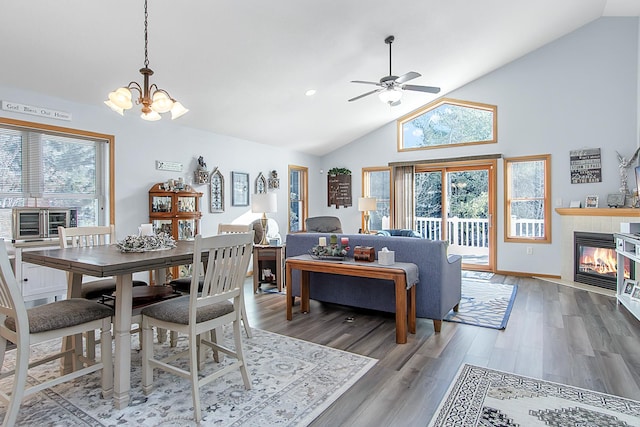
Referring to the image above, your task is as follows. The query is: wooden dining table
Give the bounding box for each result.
[22,240,198,409]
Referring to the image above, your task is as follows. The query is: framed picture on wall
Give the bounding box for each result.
[585,195,599,208]
[231,172,249,206]
[209,168,224,213]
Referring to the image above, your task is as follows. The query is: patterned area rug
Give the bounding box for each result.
[429,364,640,426]
[444,279,517,329]
[0,328,376,426]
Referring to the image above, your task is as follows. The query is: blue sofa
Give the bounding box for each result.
[285,233,462,332]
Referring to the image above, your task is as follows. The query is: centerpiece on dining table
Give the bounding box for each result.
[116,231,176,253]
[310,234,350,260]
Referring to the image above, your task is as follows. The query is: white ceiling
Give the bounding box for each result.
[1,1,639,156]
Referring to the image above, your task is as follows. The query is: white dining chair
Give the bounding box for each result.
[169,223,253,339]
[141,232,254,422]
[0,239,113,427]
[59,225,148,359]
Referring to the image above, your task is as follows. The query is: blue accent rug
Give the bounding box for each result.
[444,280,517,329]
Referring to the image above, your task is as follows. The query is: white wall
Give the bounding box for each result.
[319,17,640,276]
[0,86,321,240]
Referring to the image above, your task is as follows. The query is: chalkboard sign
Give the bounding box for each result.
[328,174,352,208]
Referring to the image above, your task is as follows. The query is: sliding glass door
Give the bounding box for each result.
[415,161,496,271]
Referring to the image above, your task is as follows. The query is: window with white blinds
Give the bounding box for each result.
[0,120,111,239]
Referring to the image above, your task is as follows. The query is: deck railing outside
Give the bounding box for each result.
[415,216,544,248]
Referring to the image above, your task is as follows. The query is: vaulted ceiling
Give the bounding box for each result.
[1,1,639,156]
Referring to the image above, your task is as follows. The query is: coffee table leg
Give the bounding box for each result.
[408,285,416,334]
[395,276,408,344]
[301,271,310,313]
[286,264,293,320]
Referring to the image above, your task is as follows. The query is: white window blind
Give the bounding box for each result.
[0,124,107,239]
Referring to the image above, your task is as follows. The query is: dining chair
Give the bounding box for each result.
[0,240,113,427]
[58,225,148,299]
[169,223,253,339]
[58,225,148,359]
[141,232,254,423]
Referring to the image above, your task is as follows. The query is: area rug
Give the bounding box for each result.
[429,364,640,426]
[462,270,495,281]
[444,280,517,329]
[0,328,377,426]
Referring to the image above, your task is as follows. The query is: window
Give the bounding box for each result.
[362,167,391,232]
[288,165,308,232]
[504,155,551,243]
[0,118,114,239]
[397,98,497,151]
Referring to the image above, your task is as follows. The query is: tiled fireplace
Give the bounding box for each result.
[557,208,639,291]
[574,231,633,290]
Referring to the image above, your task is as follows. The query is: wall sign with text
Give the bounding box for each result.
[327,174,352,208]
[570,148,602,184]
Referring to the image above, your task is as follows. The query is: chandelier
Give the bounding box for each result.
[104,0,188,121]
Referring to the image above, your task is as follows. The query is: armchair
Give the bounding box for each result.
[305,216,343,233]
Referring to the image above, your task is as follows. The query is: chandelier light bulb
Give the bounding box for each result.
[141,110,161,121]
[103,100,124,116]
[170,101,189,120]
[108,87,133,109]
[151,91,173,113]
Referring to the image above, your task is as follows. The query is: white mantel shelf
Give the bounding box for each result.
[555,208,639,217]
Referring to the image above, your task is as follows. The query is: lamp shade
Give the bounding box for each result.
[358,197,377,211]
[252,192,277,213]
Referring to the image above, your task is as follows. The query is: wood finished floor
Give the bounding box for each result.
[244,275,640,427]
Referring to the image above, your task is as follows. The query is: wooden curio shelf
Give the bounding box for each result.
[555,208,640,217]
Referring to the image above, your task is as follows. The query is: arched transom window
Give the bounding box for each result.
[397,98,497,151]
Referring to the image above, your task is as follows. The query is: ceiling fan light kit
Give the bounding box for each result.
[349,35,441,106]
[105,0,188,121]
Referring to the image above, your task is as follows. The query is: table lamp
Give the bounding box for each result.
[358,197,377,234]
[251,192,277,245]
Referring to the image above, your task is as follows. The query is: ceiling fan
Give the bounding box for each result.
[349,35,440,106]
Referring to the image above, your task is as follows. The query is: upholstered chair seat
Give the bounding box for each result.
[5,299,114,333]
[81,278,148,300]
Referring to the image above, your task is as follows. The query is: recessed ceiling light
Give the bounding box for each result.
[305,89,316,97]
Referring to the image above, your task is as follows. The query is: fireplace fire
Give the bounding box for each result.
[574,232,633,290]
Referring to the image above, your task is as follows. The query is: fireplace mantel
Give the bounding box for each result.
[556,208,639,217]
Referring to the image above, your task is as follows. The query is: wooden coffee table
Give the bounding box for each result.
[285,255,416,344]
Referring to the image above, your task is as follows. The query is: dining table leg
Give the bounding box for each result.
[61,272,85,374]
[113,273,133,409]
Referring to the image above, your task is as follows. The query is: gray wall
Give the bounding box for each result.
[318,17,640,276]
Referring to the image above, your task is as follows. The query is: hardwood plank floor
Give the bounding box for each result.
[245,275,640,427]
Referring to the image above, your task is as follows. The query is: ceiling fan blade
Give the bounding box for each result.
[402,84,441,94]
[351,80,382,86]
[348,89,381,102]
[395,71,421,84]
